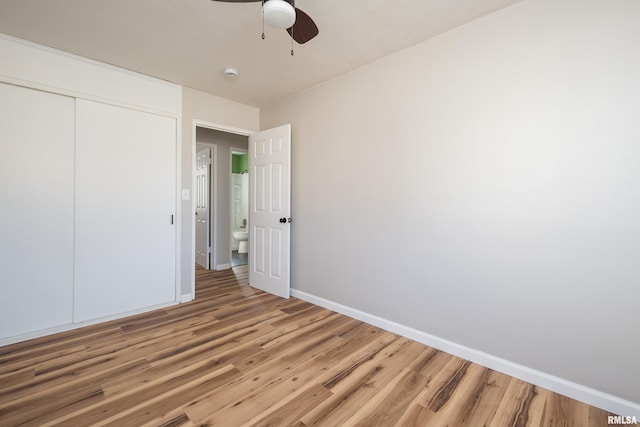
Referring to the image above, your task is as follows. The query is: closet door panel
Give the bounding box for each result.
[74,100,176,323]
[0,83,75,340]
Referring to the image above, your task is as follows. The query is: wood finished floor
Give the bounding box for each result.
[0,265,613,426]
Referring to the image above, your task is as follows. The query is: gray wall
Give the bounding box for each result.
[261,0,640,405]
[197,128,248,268]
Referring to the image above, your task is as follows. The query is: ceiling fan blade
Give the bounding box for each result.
[210,0,261,3]
[287,8,318,44]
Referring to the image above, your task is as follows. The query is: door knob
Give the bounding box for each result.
[279,217,286,223]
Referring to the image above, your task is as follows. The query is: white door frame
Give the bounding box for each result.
[191,120,254,299]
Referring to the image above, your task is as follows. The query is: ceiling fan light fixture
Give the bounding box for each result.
[263,0,296,30]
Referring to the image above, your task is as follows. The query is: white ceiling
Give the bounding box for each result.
[0,0,521,108]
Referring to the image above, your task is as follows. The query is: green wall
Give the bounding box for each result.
[232,153,248,174]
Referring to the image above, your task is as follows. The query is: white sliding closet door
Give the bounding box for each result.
[74,100,176,322]
[0,83,75,339]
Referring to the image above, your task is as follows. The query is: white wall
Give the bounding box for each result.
[181,87,259,296]
[261,0,640,412]
[0,35,180,117]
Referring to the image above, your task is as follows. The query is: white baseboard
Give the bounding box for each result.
[0,300,179,348]
[291,289,640,418]
[216,263,231,270]
[180,293,193,303]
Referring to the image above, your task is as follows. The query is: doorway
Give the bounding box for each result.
[192,121,251,294]
[231,149,249,267]
[191,121,292,301]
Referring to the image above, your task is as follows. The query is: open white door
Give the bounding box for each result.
[195,147,211,269]
[249,124,291,298]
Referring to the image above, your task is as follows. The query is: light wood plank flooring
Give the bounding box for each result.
[0,265,613,426]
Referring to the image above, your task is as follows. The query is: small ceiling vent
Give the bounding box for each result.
[224,68,239,78]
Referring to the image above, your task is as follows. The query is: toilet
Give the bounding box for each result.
[233,230,249,254]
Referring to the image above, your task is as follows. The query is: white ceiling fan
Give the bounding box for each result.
[211,0,319,45]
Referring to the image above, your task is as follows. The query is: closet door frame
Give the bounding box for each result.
[0,36,182,345]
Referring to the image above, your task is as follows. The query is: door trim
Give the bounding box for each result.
[191,120,254,300]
